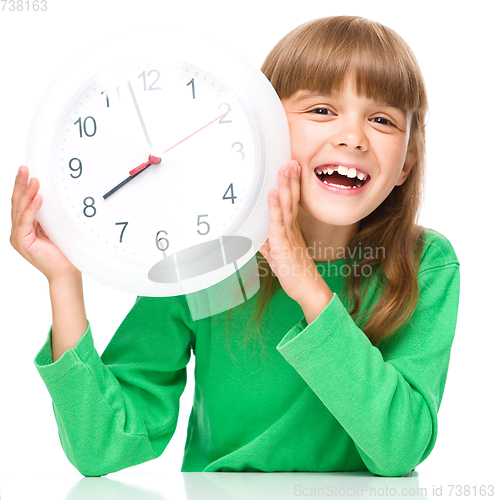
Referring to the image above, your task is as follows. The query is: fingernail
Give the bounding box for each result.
[274,189,278,198]
[294,162,301,173]
[284,169,290,177]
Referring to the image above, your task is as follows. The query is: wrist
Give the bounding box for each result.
[298,279,333,324]
[48,268,82,290]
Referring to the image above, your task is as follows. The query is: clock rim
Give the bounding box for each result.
[27,30,291,297]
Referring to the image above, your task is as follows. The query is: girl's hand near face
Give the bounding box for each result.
[10,166,79,282]
[259,161,333,323]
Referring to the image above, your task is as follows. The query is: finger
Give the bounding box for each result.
[10,179,43,257]
[19,193,43,229]
[13,176,40,229]
[277,162,300,228]
[10,194,43,253]
[12,167,37,223]
[288,160,301,219]
[11,166,30,222]
[276,165,293,226]
[267,187,287,240]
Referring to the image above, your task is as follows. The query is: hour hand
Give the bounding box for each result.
[103,154,161,200]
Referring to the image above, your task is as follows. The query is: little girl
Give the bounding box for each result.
[10,16,459,477]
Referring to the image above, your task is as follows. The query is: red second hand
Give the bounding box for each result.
[129,109,231,176]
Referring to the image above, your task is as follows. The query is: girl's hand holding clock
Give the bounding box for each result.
[10,166,78,283]
[259,161,333,323]
[11,166,88,362]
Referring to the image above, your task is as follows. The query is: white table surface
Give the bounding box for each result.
[1,469,493,500]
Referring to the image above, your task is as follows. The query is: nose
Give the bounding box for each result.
[332,117,369,151]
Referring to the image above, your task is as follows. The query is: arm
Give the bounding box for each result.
[35,295,194,477]
[277,239,460,477]
[258,161,460,475]
[10,166,88,361]
[13,166,193,475]
[49,272,87,362]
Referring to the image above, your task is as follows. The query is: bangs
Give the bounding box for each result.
[262,17,427,113]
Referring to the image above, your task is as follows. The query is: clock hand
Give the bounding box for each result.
[104,108,232,199]
[127,81,154,151]
[128,108,232,176]
[103,155,161,200]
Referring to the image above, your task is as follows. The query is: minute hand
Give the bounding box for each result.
[128,108,232,176]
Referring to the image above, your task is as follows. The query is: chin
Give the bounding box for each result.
[299,200,365,228]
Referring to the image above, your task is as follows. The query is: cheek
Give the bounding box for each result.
[288,138,304,164]
[379,138,409,175]
[288,122,321,160]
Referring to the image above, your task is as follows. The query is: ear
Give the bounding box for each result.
[396,147,416,186]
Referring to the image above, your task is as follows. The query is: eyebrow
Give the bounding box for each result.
[294,91,408,120]
[294,91,336,102]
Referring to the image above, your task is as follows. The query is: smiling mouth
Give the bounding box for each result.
[314,165,370,189]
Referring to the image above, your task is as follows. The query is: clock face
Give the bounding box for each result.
[54,59,258,261]
[28,31,290,297]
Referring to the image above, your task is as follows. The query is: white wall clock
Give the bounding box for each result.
[27,30,290,300]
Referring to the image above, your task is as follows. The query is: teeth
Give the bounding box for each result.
[323,181,357,189]
[316,165,369,182]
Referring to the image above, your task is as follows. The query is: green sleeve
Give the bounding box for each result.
[34,295,194,477]
[277,241,460,477]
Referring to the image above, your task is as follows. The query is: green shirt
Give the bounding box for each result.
[34,228,460,477]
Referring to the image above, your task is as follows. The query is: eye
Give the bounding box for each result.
[370,116,394,126]
[310,107,334,116]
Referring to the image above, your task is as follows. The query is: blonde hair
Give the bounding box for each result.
[229,16,428,346]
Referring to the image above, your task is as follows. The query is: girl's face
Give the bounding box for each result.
[282,77,414,228]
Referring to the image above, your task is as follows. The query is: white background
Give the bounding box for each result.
[0,0,494,497]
